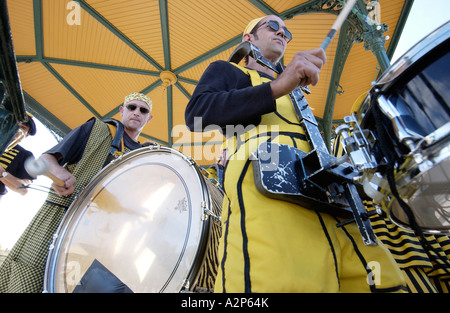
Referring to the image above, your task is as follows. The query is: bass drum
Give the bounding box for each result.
[43,146,223,293]
[357,21,450,234]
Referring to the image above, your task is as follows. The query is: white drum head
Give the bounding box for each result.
[44,147,210,293]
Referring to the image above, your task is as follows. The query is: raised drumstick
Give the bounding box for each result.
[25,157,65,187]
[320,0,358,50]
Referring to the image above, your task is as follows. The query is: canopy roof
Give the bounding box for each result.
[6,0,413,165]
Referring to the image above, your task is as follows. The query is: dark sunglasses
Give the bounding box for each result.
[260,20,293,43]
[125,104,150,114]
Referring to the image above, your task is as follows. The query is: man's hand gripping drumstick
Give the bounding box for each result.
[25,154,76,196]
[271,0,356,99]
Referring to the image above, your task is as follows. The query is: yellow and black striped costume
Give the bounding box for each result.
[0,148,20,170]
[0,145,34,195]
[0,119,126,293]
[371,209,450,292]
[214,63,407,292]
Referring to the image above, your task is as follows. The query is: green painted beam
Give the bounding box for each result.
[177,76,198,85]
[141,79,164,95]
[43,62,101,119]
[166,85,173,146]
[32,0,43,59]
[248,0,278,15]
[158,0,174,146]
[280,1,340,19]
[24,92,70,137]
[17,56,161,77]
[138,133,169,146]
[386,0,414,60]
[173,35,242,74]
[15,55,39,63]
[159,0,171,70]
[175,82,192,99]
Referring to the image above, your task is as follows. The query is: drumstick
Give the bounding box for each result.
[320,0,358,50]
[25,157,65,187]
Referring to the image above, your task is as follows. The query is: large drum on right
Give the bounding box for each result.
[356,21,450,234]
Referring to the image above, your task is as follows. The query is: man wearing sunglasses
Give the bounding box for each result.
[0,92,153,293]
[119,93,153,143]
[185,15,406,293]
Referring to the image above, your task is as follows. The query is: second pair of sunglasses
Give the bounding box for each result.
[125,104,150,114]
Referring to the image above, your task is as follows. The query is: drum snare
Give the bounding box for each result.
[336,21,450,234]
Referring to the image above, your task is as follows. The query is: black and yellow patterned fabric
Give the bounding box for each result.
[369,203,450,292]
[0,119,119,293]
[191,175,223,292]
[1,148,18,169]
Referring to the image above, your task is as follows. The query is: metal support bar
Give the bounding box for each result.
[343,182,378,246]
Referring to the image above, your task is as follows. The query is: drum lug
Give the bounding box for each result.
[203,205,221,225]
[201,201,208,221]
[182,278,190,290]
[48,233,58,250]
[73,185,87,202]
[186,156,197,166]
[145,143,161,151]
[338,114,378,171]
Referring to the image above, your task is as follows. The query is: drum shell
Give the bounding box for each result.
[358,24,450,163]
[356,21,450,234]
[43,146,222,293]
[389,137,450,234]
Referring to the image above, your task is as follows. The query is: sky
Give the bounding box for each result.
[1,0,449,250]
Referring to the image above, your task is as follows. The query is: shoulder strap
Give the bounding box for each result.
[229,62,263,86]
[102,118,125,167]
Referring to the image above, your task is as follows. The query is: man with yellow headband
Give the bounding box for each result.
[186,16,407,292]
[0,92,153,292]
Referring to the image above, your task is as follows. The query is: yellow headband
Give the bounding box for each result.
[124,92,152,112]
[243,17,265,39]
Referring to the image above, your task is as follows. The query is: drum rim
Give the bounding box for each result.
[350,21,450,236]
[389,206,450,235]
[377,20,450,88]
[357,21,450,127]
[387,149,450,236]
[43,146,214,293]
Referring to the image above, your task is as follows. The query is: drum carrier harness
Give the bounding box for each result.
[229,42,378,246]
[102,118,125,167]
